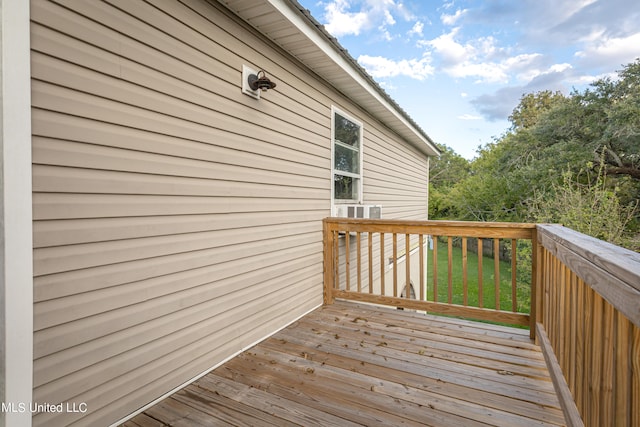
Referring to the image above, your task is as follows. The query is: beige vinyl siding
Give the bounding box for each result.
[30,0,330,425]
[363,125,429,219]
[30,0,431,425]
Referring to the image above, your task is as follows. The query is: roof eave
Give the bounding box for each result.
[219,0,441,157]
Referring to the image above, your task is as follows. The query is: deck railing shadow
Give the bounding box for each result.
[323,218,640,427]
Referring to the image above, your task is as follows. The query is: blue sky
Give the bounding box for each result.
[297,0,640,159]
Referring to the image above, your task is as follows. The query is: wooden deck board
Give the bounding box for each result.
[125,301,565,426]
[121,412,165,427]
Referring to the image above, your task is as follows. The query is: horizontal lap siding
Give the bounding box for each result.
[363,125,429,220]
[31,0,430,425]
[30,0,332,425]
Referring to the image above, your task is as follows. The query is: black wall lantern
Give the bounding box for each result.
[248,70,277,91]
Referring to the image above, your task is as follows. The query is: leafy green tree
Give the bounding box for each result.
[448,90,566,222]
[448,139,521,221]
[529,162,639,249]
[428,144,470,219]
[533,60,640,182]
[509,90,566,131]
[448,60,640,245]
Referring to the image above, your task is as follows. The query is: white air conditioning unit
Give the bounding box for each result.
[334,204,382,219]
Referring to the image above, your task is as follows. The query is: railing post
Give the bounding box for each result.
[530,227,540,341]
[323,218,335,305]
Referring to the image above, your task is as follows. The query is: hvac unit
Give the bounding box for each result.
[334,204,382,219]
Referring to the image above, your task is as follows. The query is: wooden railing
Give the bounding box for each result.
[322,218,537,332]
[323,218,640,427]
[536,224,640,427]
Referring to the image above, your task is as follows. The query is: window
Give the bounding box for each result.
[332,107,363,202]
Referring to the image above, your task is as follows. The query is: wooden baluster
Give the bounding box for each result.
[345,231,350,292]
[356,232,361,293]
[477,238,483,308]
[334,230,340,291]
[511,238,517,312]
[575,276,585,416]
[405,234,411,300]
[557,265,567,374]
[583,285,593,424]
[568,273,578,394]
[601,301,614,425]
[462,237,468,306]
[380,232,385,296]
[368,232,373,294]
[419,234,425,301]
[432,237,438,302]
[631,326,640,427]
[447,236,453,304]
[392,233,398,297]
[493,238,500,310]
[590,293,604,425]
[614,312,631,426]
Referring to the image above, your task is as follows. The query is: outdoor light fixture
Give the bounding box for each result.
[242,65,276,99]
[248,70,277,91]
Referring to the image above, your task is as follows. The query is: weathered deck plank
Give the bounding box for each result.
[125,301,565,426]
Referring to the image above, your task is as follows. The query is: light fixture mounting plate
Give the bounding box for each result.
[242,64,261,99]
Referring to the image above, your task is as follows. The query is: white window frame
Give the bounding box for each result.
[331,106,364,206]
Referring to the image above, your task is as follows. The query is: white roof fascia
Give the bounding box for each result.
[271,0,439,157]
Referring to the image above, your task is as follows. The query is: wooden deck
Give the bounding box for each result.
[123,301,565,426]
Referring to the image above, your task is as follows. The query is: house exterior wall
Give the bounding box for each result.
[29,0,430,425]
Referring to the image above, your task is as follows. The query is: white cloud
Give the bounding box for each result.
[457,114,481,120]
[421,28,468,65]
[323,0,370,36]
[549,63,573,73]
[383,9,395,26]
[422,29,545,84]
[358,54,434,80]
[506,54,551,81]
[575,32,640,66]
[470,64,580,121]
[320,0,418,39]
[378,80,397,91]
[441,1,455,10]
[419,27,582,86]
[441,9,468,26]
[408,21,424,38]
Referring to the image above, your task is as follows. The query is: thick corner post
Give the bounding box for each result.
[323,219,335,305]
[529,227,540,341]
[1,0,34,425]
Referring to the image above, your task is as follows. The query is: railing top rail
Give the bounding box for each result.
[323,218,536,239]
[324,218,537,228]
[537,223,640,327]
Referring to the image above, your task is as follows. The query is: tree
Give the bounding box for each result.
[533,59,640,182]
[443,60,640,250]
[446,90,570,222]
[508,90,566,131]
[428,144,470,219]
[529,163,639,250]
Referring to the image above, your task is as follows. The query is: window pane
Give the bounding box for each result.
[334,113,360,147]
[334,144,359,174]
[334,174,358,200]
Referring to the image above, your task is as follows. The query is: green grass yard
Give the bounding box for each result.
[425,240,531,314]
